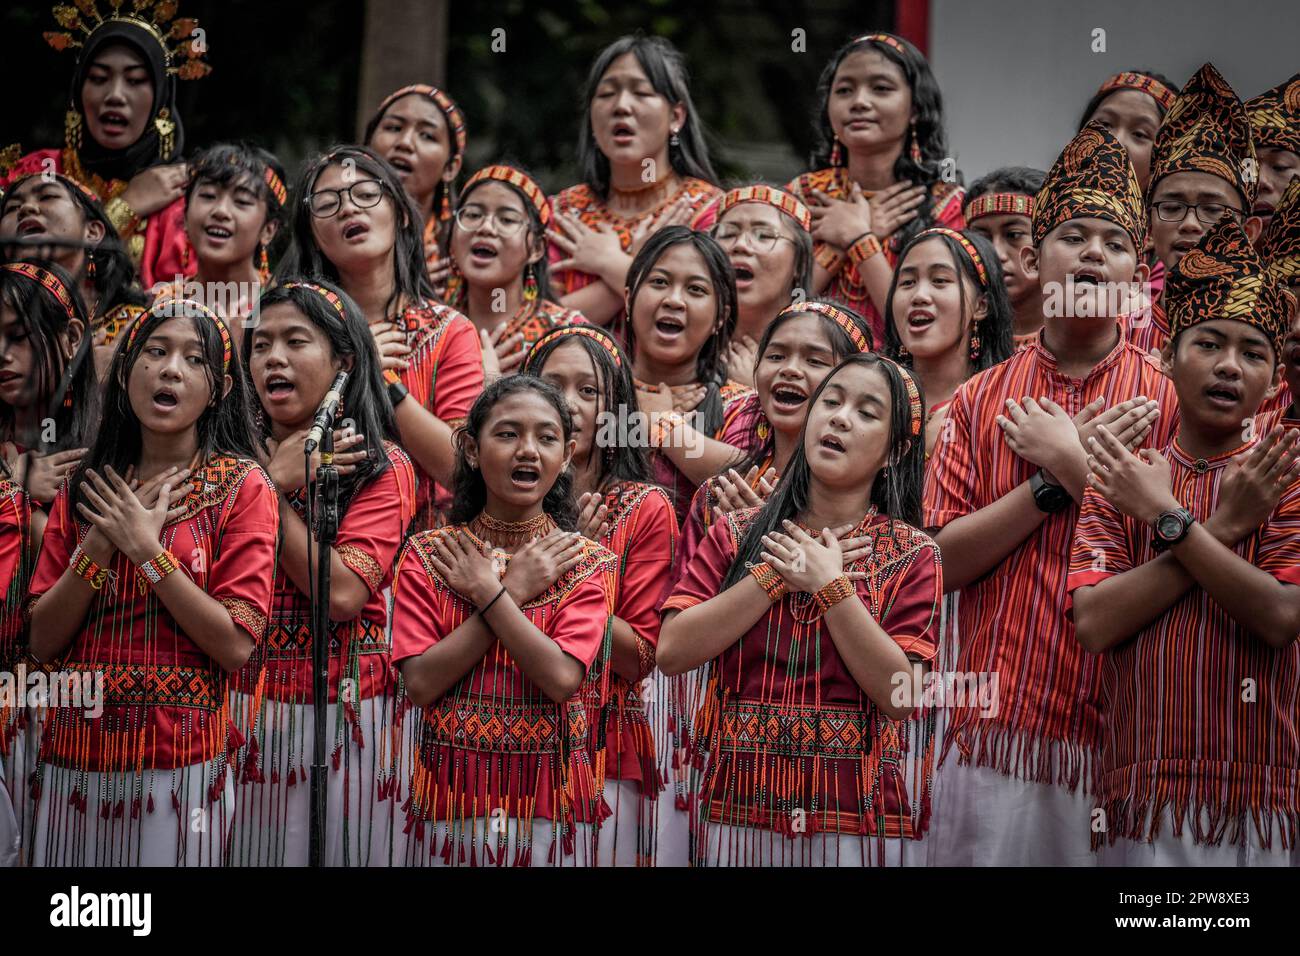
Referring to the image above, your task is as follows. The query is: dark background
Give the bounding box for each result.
[2,0,896,192]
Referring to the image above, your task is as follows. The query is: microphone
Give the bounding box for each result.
[303,370,349,454]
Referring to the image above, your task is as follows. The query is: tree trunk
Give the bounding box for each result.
[356,0,449,138]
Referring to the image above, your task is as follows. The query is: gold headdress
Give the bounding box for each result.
[45,0,212,80]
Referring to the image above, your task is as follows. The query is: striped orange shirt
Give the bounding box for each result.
[1067,439,1300,848]
[923,325,1178,790]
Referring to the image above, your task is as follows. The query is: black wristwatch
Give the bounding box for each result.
[1151,507,1195,552]
[1029,468,1071,513]
[387,379,409,407]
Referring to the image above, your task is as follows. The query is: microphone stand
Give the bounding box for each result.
[307,426,339,867]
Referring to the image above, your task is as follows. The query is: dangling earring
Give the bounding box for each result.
[669,127,680,149]
[85,252,97,281]
[830,138,843,167]
[523,264,539,304]
[257,242,271,285]
[909,121,922,165]
[438,182,453,225]
[897,344,912,364]
[62,382,74,410]
[969,331,982,363]
[154,108,176,160]
[65,110,83,152]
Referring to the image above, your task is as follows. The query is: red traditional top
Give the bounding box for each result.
[0,470,32,757]
[547,177,721,340]
[663,507,943,837]
[1067,439,1300,847]
[389,300,483,530]
[1127,298,1170,358]
[783,169,966,347]
[923,326,1179,790]
[1,148,196,290]
[581,482,678,789]
[651,380,754,526]
[390,523,617,827]
[491,298,586,363]
[248,443,416,706]
[26,456,279,772]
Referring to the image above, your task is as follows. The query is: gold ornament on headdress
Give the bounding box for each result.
[45,0,212,80]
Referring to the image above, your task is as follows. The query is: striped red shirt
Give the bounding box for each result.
[923,325,1178,789]
[1067,439,1300,847]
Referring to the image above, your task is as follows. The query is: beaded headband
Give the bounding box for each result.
[778,300,873,354]
[918,227,989,287]
[374,84,467,159]
[2,261,79,323]
[1097,72,1176,112]
[853,33,909,57]
[463,164,551,227]
[129,294,232,372]
[963,191,1035,224]
[529,324,623,368]
[263,166,287,207]
[881,357,924,437]
[719,185,812,232]
[281,281,346,321]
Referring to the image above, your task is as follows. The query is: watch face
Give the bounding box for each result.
[1157,513,1184,540]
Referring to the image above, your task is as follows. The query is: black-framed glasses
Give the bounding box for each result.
[1152,200,1245,225]
[714,224,794,252]
[306,179,387,218]
[454,205,528,237]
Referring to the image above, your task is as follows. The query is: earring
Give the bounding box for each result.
[669,128,680,149]
[63,382,73,410]
[897,344,912,363]
[909,122,922,165]
[65,110,82,152]
[523,264,538,303]
[438,184,452,225]
[154,108,176,159]
[85,253,97,280]
[969,332,981,363]
[257,243,271,285]
[830,138,843,167]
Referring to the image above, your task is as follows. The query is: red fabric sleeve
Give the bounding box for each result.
[26,485,77,610]
[389,541,446,667]
[616,491,679,647]
[0,492,21,596]
[1065,488,1133,611]
[430,315,484,427]
[139,196,197,290]
[1255,478,1300,587]
[334,449,417,597]
[933,185,968,231]
[922,382,978,529]
[550,571,612,672]
[877,543,943,662]
[662,514,737,614]
[673,481,711,592]
[207,466,280,643]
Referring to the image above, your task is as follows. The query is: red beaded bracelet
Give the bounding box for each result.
[70,545,108,590]
[813,575,855,614]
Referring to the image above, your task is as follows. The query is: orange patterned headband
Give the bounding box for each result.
[2,262,79,323]
[529,324,623,367]
[282,281,346,321]
[881,357,924,437]
[918,227,989,287]
[963,191,1034,223]
[719,185,812,231]
[463,165,551,227]
[376,84,467,158]
[1097,72,1176,112]
[129,295,232,372]
[778,300,873,354]
[854,33,909,57]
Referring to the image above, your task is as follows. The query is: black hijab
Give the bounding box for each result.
[70,19,184,182]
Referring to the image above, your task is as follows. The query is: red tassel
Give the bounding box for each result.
[402,814,415,836]
[470,842,478,867]
[171,790,181,813]
[458,842,467,864]
[675,794,689,811]
[520,847,532,867]
[28,775,40,801]
[147,792,155,814]
[287,767,298,787]
[113,799,125,819]
[670,750,680,770]
[99,802,110,820]
[563,829,576,858]
[331,745,342,771]
[226,719,246,752]
[270,769,281,785]
[441,836,454,863]
[131,797,141,819]
[414,821,425,843]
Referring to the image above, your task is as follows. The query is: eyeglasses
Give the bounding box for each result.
[306,179,387,218]
[714,225,794,252]
[1151,200,1245,225]
[454,205,528,237]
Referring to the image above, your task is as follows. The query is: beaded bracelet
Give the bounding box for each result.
[746,561,788,603]
[382,367,403,386]
[846,233,883,266]
[139,549,179,587]
[635,635,656,679]
[814,243,845,273]
[70,545,108,590]
[813,575,855,614]
[652,411,686,448]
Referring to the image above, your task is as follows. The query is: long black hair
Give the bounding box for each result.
[446,163,553,308]
[244,277,397,508]
[720,353,926,589]
[0,259,98,452]
[185,142,290,268]
[811,34,955,251]
[883,228,1013,376]
[578,34,719,199]
[964,166,1046,207]
[71,299,258,515]
[1077,70,1180,129]
[447,375,579,530]
[712,180,814,297]
[522,324,654,489]
[738,298,872,474]
[279,146,434,318]
[0,173,148,321]
[624,225,736,437]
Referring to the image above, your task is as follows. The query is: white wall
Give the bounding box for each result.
[930,0,1299,183]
